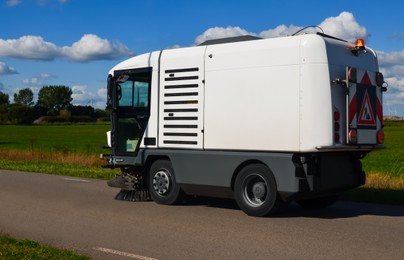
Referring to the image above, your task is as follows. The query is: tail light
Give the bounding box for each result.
[334,109,341,143]
[377,130,384,144]
[348,129,358,144]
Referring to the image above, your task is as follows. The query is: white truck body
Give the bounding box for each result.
[105,33,385,216]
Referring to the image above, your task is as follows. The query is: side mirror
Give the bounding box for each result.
[107,75,113,97]
[117,85,122,100]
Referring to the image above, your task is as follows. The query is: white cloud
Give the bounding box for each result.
[380,74,404,115]
[259,24,303,38]
[194,11,368,45]
[0,34,133,62]
[260,12,368,42]
[0,62,18,75]
[6,0,69,7]
[389,33,404,40]
[6,0,21,7]
[61,34,133,62]
[194,26,255,45]
[318,12,368,42]
[72,85,92,102]
[36,0,69,6]
[165,44,182,50]
[97,87,107,98]
[0,36,61,60]
[377,50,404,67]
[71,85,106,108]
[23,73,54,88]
[377,50,404,114]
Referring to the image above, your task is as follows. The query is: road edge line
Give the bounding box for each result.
[93,247,158,260]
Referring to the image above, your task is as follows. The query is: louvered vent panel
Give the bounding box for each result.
[159,67,204,149]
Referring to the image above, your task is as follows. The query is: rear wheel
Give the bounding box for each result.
[148,160,183,205]
[296,195,339,209]
[234,164,282,217]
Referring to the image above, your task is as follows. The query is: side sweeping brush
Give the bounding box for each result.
[107,172,151,202]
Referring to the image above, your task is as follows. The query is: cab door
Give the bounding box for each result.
[110,67,152,155]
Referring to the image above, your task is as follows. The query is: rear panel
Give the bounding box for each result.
[326,37,384,149]
[346,67,384,144]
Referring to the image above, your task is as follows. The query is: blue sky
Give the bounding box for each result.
[0,0,403,116]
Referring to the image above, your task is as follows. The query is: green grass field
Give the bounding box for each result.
[0,124,111,154]
[0,124,117,179]
[361,121,404,178]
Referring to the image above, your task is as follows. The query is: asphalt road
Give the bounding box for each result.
[1,169,404,260]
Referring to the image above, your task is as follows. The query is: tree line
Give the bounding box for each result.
[0,85,110,125]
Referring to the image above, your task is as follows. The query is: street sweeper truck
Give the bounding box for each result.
[102,31,386,216]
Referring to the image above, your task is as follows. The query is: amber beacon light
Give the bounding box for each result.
[352,39,366,55]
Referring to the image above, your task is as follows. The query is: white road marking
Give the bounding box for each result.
[63,177,91,183]
[93,247,158,260]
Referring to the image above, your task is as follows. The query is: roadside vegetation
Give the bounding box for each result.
[343,120,404,204]
[0,124,117,180]
[0,121,403,204]
[0,234,88,260]
[0,87,110,125]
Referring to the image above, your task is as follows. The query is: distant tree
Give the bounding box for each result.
[0,91,9,106]
[32,105,47,119]
[37,85,73,115]
[14,88,34,106]
[95,108,110,118]
[95,108,110,122]
[8,104,35,125]
[69,105,96,117]
[0,91,10,123]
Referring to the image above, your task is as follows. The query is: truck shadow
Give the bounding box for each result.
[189,196,404,219]
[275,201,404,219]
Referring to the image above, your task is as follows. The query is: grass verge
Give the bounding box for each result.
[342,172,404,205]
[0,234,88,260]
[0,149,117,180]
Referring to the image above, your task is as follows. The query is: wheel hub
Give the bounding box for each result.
[153,170,170,196]
[252,182,265,200]
[242,174,268,207]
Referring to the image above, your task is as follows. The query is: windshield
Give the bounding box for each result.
[118,80,149,109]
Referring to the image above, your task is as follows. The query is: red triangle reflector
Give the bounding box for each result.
[360,72,372,85]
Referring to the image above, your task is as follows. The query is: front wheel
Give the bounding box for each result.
[234,164,282,217]
[148,160,183,205]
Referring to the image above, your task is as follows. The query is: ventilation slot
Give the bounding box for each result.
[161,67,201,147]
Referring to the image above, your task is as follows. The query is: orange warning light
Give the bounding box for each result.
[355,39,365,50]
[352,39,366,55]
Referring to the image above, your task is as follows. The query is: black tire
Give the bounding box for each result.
[296,195,339,209]
[148,160,183,205]
[234,164,282,217]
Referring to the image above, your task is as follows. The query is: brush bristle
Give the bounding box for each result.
[114,189,152,201]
